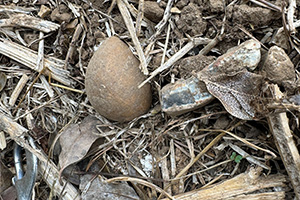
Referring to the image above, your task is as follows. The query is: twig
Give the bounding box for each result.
[0,5,36,13]
[142,0,173,61]
[161,167,286,200]
[37,32,54,98]
[204,129,276,158]
[198,34,223,56]
[157,121,244,199]
[13,68,46,115]
[250,0,281,12]
[267,102,300,112]
[135,0,144,36]
[14,94,63,121]
[139,37,212,88]
[228,143,270,170]
[0,28,18,41]
[0,131,6,150]
[171,159,232,181]
[40,75,54,98]
[129,4,154,30]
[287,0,296,34]
[106,177,175,200]
[169,139,176,178]
[117,0,149,75]
[267,84,300,199]
[149,0,174,42]
[9,74,29,107]
[238,26,268,50]
[160,156,172,194]
[160,23,170,66]
[64,24,83,70]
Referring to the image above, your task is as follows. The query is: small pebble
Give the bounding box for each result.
[262,46,295,85]
[144,1,164,23]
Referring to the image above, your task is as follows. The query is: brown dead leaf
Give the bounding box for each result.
[59,115,102,172]
[199,70,263,120]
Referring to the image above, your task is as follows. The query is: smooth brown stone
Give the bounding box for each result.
[85,36,152,122]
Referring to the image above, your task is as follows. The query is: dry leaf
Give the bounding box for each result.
[199,70,263,120]
[59,116,102,172]
[80,174,139,200]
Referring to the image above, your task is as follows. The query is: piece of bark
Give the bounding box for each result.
[162,167,286,200]
[267,84,300,199]
[0,13,60,33]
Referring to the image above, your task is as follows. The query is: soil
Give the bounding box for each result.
[0,0,300,199]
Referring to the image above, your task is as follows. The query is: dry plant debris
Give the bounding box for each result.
[0,0,300,200]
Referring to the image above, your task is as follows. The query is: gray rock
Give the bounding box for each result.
[160,39,261,116]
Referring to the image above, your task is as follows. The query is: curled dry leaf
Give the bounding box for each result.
[59,116,102,172]
[198,70,263,120]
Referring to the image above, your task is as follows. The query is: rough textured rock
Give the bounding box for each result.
[262,46,295,85]
[209,0,223,12]
[175,3,207,36]
[144,1,164,23]
[201,39,261,74]
[174,54,216,78]
[85,36,152,122]
[50,4,72,23]
[228,4,281,28]
[272,28,290,50]
[160,76,213,116]
[175,0,190,9]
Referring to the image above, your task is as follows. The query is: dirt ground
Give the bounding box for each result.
[0,0,300,199]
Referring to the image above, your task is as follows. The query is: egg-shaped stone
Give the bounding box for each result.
[85,36,152,122]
